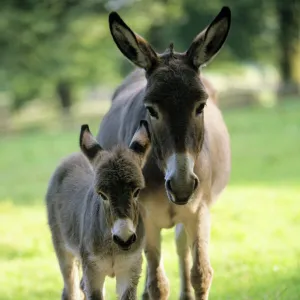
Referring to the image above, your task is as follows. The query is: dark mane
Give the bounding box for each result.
[168,42,174,56]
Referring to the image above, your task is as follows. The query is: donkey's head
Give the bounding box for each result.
[80,121,151,250]
[109,7,231,205]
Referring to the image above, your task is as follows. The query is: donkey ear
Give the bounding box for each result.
[80,124,102,162]
[129,120,151,167]
[186,6,231,69]
[109,12,158,71]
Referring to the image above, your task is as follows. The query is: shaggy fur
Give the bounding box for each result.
[46,122,151,300]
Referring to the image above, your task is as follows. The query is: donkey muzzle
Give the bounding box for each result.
[111,218,137,250]
[165,153,199,205]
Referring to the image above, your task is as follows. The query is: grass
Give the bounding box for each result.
[0,100,300,299]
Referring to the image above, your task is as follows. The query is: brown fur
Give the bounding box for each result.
[98,7,231,300]
[200,76,218,105]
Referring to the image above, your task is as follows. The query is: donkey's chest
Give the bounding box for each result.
[142,191,199,229]
[89,250,141,278]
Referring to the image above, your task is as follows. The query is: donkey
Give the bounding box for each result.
[46,121,151,300]
[97,7,231,300]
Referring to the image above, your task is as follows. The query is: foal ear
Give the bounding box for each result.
[186,6,231,69]
[80,124,102,162]
[109,12,158,71]
[129,120,151,167]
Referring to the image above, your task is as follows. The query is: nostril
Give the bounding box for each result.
[113,235,121,245]
[166,179,173,192]
[193,178,199,191]
[130,233,137,244]
[112,233,137,248]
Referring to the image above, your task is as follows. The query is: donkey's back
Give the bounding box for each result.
[46,152,94,250]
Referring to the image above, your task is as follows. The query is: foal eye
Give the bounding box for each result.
[146,106,159,119]
[195,103,206,116]
[98,191,108,201]
[133,188,141,198]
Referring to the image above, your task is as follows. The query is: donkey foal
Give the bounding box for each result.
[46,121,151,300]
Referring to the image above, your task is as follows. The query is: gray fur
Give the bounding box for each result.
[98,7,231,300]
[46,124,151,300]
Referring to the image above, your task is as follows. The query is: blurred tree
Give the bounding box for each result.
[142,0,277,62]
[275,0,300,95]
[0,0,298,113]
[142,0,299,94]
[0,0,120,112]
[115,0,184,75]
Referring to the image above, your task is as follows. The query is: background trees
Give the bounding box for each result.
[0,0,299,112]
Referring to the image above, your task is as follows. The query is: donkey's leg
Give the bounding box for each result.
[175,223,194,300]
[80,278,86,299]
[142,219,169,300]
[52,241,81,300]
[142,266,149,300]
[82,261,105,300]
[117,275,138,300]
[184,203,213,300]
[116,256,142,300]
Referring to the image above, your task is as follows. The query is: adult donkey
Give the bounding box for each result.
[97,7,231,300]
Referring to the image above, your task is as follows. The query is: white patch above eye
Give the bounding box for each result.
[133,188,141,199]
[144,104,160,120]
[98,191,109,201]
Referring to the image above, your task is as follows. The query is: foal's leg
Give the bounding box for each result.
[175,223,194,300]
[142,219,169,300]
[184,203,213,300]
[52,241,81,300]
[116,256,142,300]
[82,261,105,300]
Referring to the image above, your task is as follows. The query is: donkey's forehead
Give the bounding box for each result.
[145,58,207,105]
[152,55,197,81]
[95,151,144,192]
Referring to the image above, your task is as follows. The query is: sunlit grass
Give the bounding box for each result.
[1,186,300,300]
[0,100,300,299]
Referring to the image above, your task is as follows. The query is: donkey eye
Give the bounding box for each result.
[98,191,108,201]
[195,103,206,116]
[146,106,159,119]
[133,188,141,198]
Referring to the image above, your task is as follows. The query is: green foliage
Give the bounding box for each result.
[0,100,300,299]
[0,0,298,109]
[0,1,122,109]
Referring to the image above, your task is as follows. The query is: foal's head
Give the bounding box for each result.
[109,7,231,205]
[80,121,151,250]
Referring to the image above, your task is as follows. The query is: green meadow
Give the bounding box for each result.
[1,100,300,300]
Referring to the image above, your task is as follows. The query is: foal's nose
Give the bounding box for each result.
[112,233,137,250]
[166,173,199,205]
[111,218,137,250]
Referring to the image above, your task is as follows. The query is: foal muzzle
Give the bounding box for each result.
[111,218,137,250]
